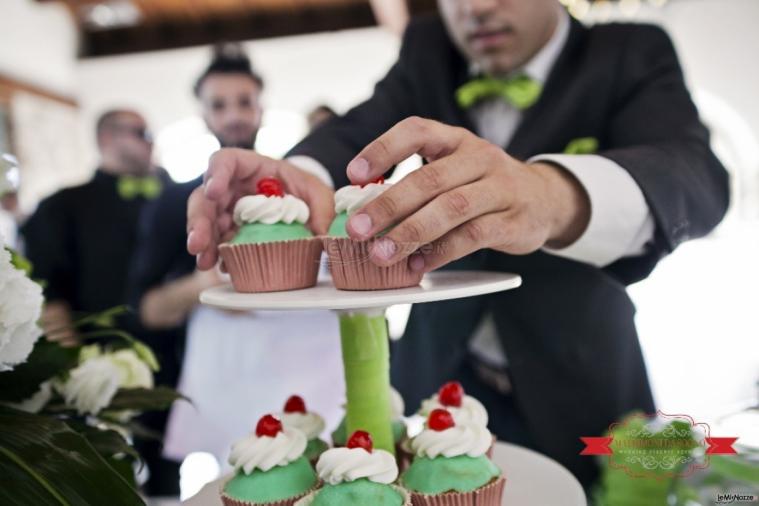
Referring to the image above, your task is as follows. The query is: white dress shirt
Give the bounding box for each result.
[287,10,656,369]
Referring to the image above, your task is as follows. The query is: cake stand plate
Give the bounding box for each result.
[182,441,587,506]
[200,270,521,311]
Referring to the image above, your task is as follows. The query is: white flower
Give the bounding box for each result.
[58,348,154,416]
[0,238,44,372]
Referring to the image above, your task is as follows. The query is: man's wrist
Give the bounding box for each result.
[530,161,591,249]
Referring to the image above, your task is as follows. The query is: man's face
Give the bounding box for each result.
[198,74,262,149]
[99,112,153,174]
[438,0,560,76]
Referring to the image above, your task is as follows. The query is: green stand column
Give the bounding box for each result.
[338,310,394,455]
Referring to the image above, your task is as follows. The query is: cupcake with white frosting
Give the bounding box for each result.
[323,180,424,290]
[221,414,318,506]
[219,177,322,292]
[295,430,410,506]
[279,395,328,465]
[401,409,505,506]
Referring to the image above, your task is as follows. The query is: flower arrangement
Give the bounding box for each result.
[0,237,183,506]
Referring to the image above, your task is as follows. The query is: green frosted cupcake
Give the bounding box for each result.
[219,177,322,293]
[295,430,409,506]
[278,395,329,465]
[323,181,423,290]
[221,414,318,506]
[401,409,505,505]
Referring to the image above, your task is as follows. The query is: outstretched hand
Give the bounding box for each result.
[186,148,335,270]
[343,117,590,272]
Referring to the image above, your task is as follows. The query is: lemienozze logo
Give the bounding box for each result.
[716,492,758,504]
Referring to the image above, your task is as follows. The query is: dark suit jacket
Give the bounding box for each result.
[287,15,729,485]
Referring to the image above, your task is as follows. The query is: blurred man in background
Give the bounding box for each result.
[22,109,165,344]
[129,43,343,490]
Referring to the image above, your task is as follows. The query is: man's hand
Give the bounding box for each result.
[344,117,591,272]
[187,148,335,270]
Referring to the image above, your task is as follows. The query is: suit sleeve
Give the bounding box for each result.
[600,25,729,262]
[286,24,420,188]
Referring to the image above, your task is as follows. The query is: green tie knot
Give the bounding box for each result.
[117,175,162,200]
[456,74,543,110]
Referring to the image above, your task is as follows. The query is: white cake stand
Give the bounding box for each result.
[197,270,586,505]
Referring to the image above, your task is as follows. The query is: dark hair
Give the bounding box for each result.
[95,109,140,136]
[194,43,264,97]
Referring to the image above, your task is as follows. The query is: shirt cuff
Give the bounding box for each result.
[529,153,655,267]
[286,155,334,188]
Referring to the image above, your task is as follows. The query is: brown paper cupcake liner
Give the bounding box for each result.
[294,484,411,506]
[220,477,320,506]
[219,238,322,293]
[408,476,506,506]
[397,439,414,473]
[322,237,424,290]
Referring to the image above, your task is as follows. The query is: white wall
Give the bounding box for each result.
[75,28,401,178]
[0,0,78,96]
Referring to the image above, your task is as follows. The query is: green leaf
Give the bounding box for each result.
[107,387,187,412]
[64,419,140,463]
[5,247,33,276]
[132,341,160,372]
[0,341,79,403]
[0,406,144,506]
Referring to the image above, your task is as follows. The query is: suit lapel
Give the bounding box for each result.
[506,18,587,160]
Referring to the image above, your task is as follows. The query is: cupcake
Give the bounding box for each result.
[279,395,329,465]
[323,179,424,290]
[401,409,505,506]
[331,387,407,452]
[295,430,410,506]
[219,177,323,292]
[221,414,318,506]
[416,381,494,458]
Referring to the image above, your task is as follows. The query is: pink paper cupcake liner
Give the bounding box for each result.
[295,484,411,506]
[220,479,319,506]
[408,476,506,506]
[322,237,423,290]
[219,238,322,293]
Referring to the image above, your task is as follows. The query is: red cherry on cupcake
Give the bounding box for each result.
[257,177,285,197]
[438,381,464,408]
[284,395,307,414]
[360,176,384,188]
[428,409,455,431]
[255,414,283,437]
[346,430,373,453]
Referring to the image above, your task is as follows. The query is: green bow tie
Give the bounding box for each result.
[456,75,543,110]
[117,175,162,200]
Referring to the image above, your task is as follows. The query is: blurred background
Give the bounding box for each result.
[1,0,758,502]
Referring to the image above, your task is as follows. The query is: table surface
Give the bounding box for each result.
[183,441,587,506]
[200,270,522,311]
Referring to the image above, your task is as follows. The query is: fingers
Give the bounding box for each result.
[366,181,502,266]
[347,117,468,184]
[203,148,278,201]
[187,186,219,270]
[346,157,487,241]
[278,163,335,235]
[414,212,516,272]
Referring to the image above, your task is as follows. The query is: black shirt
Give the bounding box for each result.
[21,170,168,323]
[127,175,201,315]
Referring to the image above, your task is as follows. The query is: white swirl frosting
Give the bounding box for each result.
[316,447,398,485]
[228,427,307,474]
[279,411,326,440]
[389,387,405,421]
[233,194,310,226]
[410,423,492,458]
[419,395,489,427]
[334,183,390,215]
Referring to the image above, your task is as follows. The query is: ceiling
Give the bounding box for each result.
[37,0,438,58]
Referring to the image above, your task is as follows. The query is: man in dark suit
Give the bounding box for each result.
[187,0,729,487]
